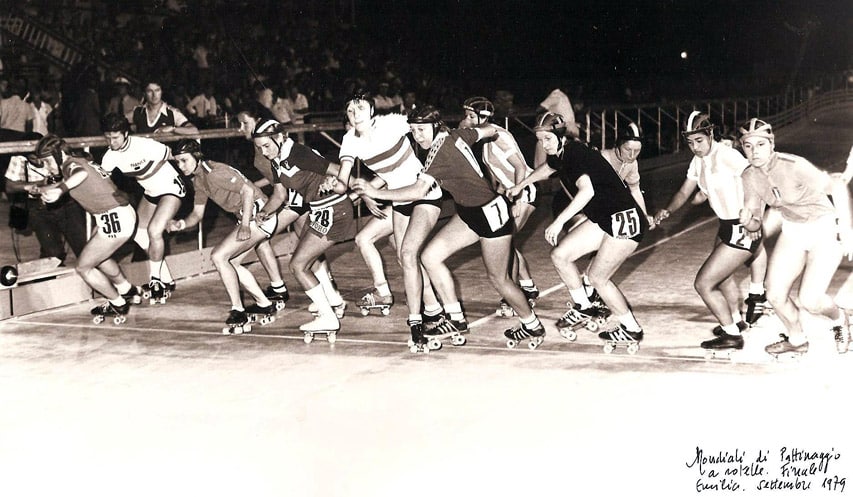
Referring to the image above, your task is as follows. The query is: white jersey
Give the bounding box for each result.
[686,141,749,220]
[340,113,441,204]
[101,136,182,197]
[479,126,532,188]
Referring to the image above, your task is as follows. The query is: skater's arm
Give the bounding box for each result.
[507,163,556,198]
[169,203,206,232]
[257,183,287,222]
[654,178,697,225]
[545,175,594,246]
[352,176,431,203]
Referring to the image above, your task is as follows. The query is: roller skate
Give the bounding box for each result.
[744,293,770,325]
[764,334,808,360]
[142,278,168,305]
[496,298,516,317]
[711,320,749,337]
[423,316,468,350]
[300,313,340,344]
[358,291,393,316]
[556,304,608,341]
[222,309,251,335]
[407,320,430,354]
[700,333,744,360]
[599,324,643,354]
[264,285,289,312]
[832,313,850,354]
[587,288,612,319]
[120,285,143,305]
[245,303,276,326]
[522,285,539,308]
[504,322,546,350]
[91,300,130,325]
[309,301,346,319]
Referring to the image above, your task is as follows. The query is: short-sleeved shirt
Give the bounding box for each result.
[270,138,342,206]
[548,140,643,230]
[419,128,496,208]
[685,141,749,220]
[472,125,532,189]
[4,155,60,189]
[192,160,265,214]
[741,152,835,223]
[132,102,190,134]
[600,148,640,187]
[101,135,180,197]
[60,157,129,214]
[340,113,441,204]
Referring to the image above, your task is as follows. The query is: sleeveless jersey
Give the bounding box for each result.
[686,141,749,220]
[60,156,129,214]
[132,102,190,134]
[472,125,532,189]
[419,128,496,208]
[192,160,266,214]
[101,135,182,197]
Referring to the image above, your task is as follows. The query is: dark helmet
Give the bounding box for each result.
[172,139,203,161]
[408,105,443,125]
[532,112,568,138]
[462,96,494,121]
[682,111,715,137]
[617,122,643,145]
[102,112,131,134]
[32,134,68,165]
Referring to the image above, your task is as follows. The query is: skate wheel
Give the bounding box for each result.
[559,328,576,341]
[451,335,466,346]
[585,320,598,332]
[327,332,337,344]
[409,344,420,353]
[380,307,390,316]
[360,307,370,316]
[407,338,415,347]
[261,316,274,325]
[113,315,125,325]
[603,342,615,354]
[627,343,639,355]
[93,315,104,324]
[275,301,286,311]
[303,333,314,344]
[527,340,539,350]
[141,291,151,299]
[427,339,442,351]
[596,317,607,326]
[506,339,517,349]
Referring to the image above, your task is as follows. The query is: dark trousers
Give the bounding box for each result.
[28,198,88,263]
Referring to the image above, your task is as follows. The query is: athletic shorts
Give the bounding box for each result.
[455,195,515,239]
[781,215,840,252]
[93,204,137,241]
[596,206,648,243]
[302,195,357,242]
[717,218,760,253]
[240,199,278,238]
[286,188,309,216]
[142,174,186,202]
[392,197,443,217]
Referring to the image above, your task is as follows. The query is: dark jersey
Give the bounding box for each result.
[270,138,340,205]
[420,128,496,207]
[61,157,129,214]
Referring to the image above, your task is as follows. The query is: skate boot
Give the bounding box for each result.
[744,293,770,325]
[556,304,608,341]
[496,298,516,318]
[358,291,393,316]
[121,285,143,305]
[832,315,850,354]
[309,300,347,319]
[700,333,744,360]
[712,320,749,337]
[164,280,176,298]
[423,315,468,350]
[264,285,290,311]
[91,301,130,325]
[300,313,340,344]
[143,278,168,305]
[765,334,808,360]
[522,285,539,308]
[588,290,612,319]
[505,322,546,350]
[599,324,643,355]
[407,320,430,354]
[245,303,276,326]
[222,309,251,335]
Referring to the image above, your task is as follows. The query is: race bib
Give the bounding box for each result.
[728,223,753,249]
[610,208,641,239]
[482,196,510,232]
[99,211,122,238]
[309,206,333,236]
[287,188,304,208]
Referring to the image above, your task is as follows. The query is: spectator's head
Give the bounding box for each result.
[114,76,131,96]
[377,82,390,96]
[237,101,276,140]
[142,78,164,106]
[102,112,131,150]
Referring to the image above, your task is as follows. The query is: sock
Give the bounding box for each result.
[148,260,163,280]
[306,284,334,317]
[109,296,126,306]
[408,313,422,324]
[732,311,742,323]
[520,314,541,330]
[618,312,642,332]
[423,303,443,316]
[444,302,464,322]
[232,305,244,312]
[788,333,807,346]
[722,322,741,336]
[115,281,132,295]
[315,269,343,306]
[375,281,391,297]
[748,283,765,296]
[569,287,592,309]
[519,279,534,289]
[270,280,286,292]
[160,261,174,284]
[834,308,846,325]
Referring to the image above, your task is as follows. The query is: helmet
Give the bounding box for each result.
[617,122,643,144]
[173,139,203,160]
[682,111,714,137]
[533,112,568,138]
[252,119,285,138]
[102,112,131,134]
[739,118,774,141]
[33,134,68,166]
[462,96,494,121]
[345,90,375,117]
[408,105,443,125]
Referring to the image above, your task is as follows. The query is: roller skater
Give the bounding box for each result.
[300,314,340,344]
[599,325,642,355]
[358,291,394,316]
[504,322,546,350]
[700,332,744,360]
[764,335,808,360]
[556,304,608,341]
[407,319,430,354]
[121,285,143,305]
[245,303,276,326]
[144,277,169,305]
[498,286,540,317]
[223,309,251,335]
[91,300,130,325]
[422,315,467,350]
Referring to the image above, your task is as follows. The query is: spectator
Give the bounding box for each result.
[105,76,139,121]
[0,78,30,133]
[26,83,53,137]
[131,78,198,135]
[186,82,219,125]
[373,82,399,115]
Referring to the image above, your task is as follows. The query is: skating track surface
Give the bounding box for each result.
[2,108,852,496]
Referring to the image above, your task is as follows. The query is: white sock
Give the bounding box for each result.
[444,302,464,322]
[722,322,740,336]
[375,281,391,297]
[315,269,343,306]
[748,283,765,295]
[306,284,333,317]
[569,287,592,309]
[618,312,642,332]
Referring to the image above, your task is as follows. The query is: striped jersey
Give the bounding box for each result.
[101,135,180,196]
